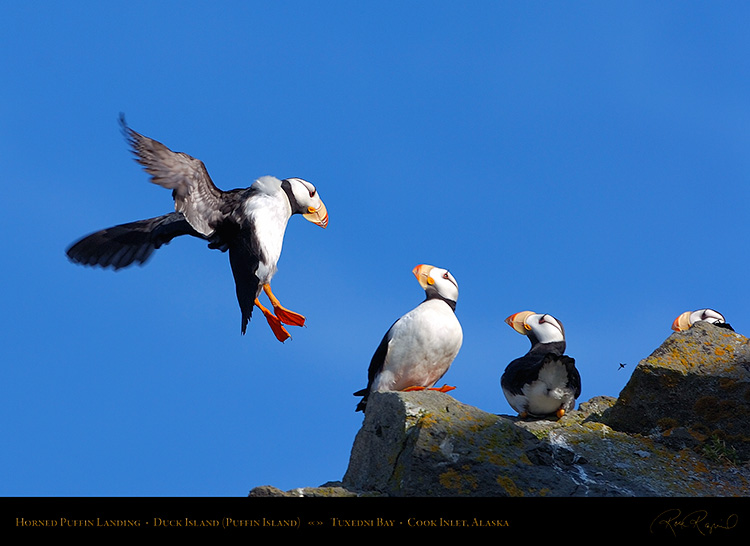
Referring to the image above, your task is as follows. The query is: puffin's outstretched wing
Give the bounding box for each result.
[66,212,200,269]
[120,114,224,237]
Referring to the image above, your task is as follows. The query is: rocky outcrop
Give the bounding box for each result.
[606,321,750,461]
[249,322,750,497]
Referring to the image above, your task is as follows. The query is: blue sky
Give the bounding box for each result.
[1,2,748,496]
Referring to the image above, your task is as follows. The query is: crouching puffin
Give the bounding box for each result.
[66,116,328,341]
[672,308,733,332]
[501,311,581,419]
[353,265,463,412]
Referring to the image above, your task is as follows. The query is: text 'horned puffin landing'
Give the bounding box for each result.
[353,264,463,412]
[66,115,328,342]
[501,311,581,419]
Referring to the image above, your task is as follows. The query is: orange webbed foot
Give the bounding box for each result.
[402,385,456,393]
[265,314,292,342]
[263,284,306,327]
[556,408,566,419]
[255,298,291,342]
[273,306,306,327]
[430,385,456,393]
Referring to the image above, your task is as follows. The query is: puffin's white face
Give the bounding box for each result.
[505,311,565,343]
[413,264,459,302]
[286,177,328,228]
[672,308,726,331]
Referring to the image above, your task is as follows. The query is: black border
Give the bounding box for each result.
[3,496,748,538]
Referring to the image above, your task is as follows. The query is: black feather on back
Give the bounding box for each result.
[714,322,735,332]
[557,354,582,398]
[501,341,571,396]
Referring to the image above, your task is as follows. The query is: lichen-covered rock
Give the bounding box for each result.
[605,322,750,461]
[249,323,750,497]
[250,390,750,497]
[335,392,750,496]
[342,389,580,497]
[248,484,358,497]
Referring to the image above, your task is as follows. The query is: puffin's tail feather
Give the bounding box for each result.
[353,388,368,412]
[66,212,198,270]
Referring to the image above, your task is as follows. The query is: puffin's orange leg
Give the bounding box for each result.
[431,385,456,393]
[402,385,456,393]
[254,298,291,342]
[262,284,306,327]
[556,408,566,418]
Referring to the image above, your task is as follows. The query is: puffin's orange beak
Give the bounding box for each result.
[672,311,692,332]
[412,264,435,289]
[303,200,328,228]
[505,311,535,335]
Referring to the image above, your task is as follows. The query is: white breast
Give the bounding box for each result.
[243,193,292,282]
[372,299,463,392]
[516,359,575,415]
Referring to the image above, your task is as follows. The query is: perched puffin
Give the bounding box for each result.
[672,309,733,332]
[501,311,581,419]
[353,264,463,412]
[66,116,328,341]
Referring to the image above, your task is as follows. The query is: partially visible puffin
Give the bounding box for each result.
[672,309,733,332]
[501,311,581,419]
[66,116,328,341]
[353,264,463,412]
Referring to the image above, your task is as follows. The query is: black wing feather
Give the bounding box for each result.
[559,355,582,398]
[227,227,263,335]
[354,320,397,412]
[66,212,200,270]
[502,352,581,397]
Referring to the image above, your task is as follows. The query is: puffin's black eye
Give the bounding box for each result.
[309,189,316,198]
[443,272,449,279]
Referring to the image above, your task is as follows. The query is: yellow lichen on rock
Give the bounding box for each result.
[495,475,525,497]
[439,466,478,494]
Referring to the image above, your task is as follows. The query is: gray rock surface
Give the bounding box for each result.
[605,321,750,461]
[249,322,750,497]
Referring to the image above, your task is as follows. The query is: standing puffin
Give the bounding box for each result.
[672,309,733,332]
[353,264,463,412]
[66,116,328,341]
[501,311,581,419]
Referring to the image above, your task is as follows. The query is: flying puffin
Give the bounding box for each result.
[66,116,328,341]
[501,311,581,419]
[353,264,463,412]
[671,308,733,332]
